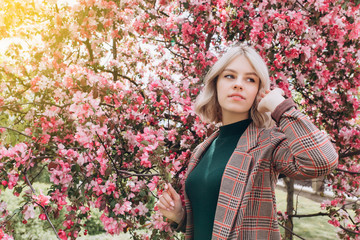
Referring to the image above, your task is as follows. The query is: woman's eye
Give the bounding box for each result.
[224,74,235,79]
[247,78,255,82]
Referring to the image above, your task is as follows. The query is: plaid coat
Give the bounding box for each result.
[179,102,338,240]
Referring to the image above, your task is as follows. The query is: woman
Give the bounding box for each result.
[156,44,338,240]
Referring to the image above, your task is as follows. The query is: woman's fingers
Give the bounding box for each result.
[156,183,185,223]
[163,193,175,210]
[167,183,180,200]
[158,191,174,210]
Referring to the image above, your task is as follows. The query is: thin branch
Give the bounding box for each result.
[112,23,118,82]
[24,172,61,240]
[0,126,32,138]
[278,223,306,240]
[100,103,115,108]
[342,208,360,232]
[339,225,360,235]
[340,150,360,159]
[117,169,161,177]
[0,201,30,228]
[91,136,162,179]
[290,212,329,218]
[28,165,47,186]
[83,38,94,63]
[95,131,121,179]
[335,168,360,175]
[0,101,70,109]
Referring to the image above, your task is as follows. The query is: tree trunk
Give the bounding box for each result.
[284,177,294,240]
[312,176,325,194]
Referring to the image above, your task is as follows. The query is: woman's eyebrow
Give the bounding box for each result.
[244,72,259,77]
[223,68,237,73]
[223,69,259,77]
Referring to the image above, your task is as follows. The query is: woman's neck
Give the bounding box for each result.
[221,112,250,126]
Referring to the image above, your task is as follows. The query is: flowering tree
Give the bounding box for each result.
[0,0,359,240]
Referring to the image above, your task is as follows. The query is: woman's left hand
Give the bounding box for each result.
[257,88,285,113]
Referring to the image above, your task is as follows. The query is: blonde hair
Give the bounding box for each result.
[194,44,273,128]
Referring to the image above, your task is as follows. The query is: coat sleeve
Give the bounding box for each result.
[170,211,186,232]
[270,99,338,179]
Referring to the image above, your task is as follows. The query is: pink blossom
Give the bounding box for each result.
[328,218,340,227]
[0,228,14,240]
[140,152,151,168]
[167,129,178,142]
[7,173,19,190]
[58,229,67,240]
[134,202,149,216]
[114,200,132,215]
[38,213,47,220]
[33,192,51,207]
[147,176,159,191]
[99,214,126,235]
[49,160,73,186]
[63,220,74,229]
[22,204,35,220]
[105,181,116,195]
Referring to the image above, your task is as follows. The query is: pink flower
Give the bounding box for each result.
[167,129,178,142]
[63,220,74,229]
[0,228,14,240]
[33,193,51,207]
[320,200,331,210]
[328,219,340,227]
[58,229,67,240]
[134,202,149,216]
[105,181,116,195]
[23,204,35,220]
[140,152,151,168]
[39,213,47,220]
[7,173,19,190]
[99,214,123,235]
[147,176,159,191]
[114,200,132,215]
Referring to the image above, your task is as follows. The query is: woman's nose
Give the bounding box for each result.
[233,78,243,89]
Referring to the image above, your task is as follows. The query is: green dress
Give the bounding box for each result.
[185,119,251,240]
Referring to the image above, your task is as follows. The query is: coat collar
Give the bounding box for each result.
[193,121,260,161]
[185,121,261,183]
[235,121,260,153]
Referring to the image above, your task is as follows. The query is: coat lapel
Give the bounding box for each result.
[212,122,260,239]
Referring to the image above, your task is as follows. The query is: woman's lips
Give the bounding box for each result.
[229,94,245,101]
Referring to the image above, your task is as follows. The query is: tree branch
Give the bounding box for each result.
[0,101,70,109]
[335,168,360,175]
[0,201,30,228]
[278,223,306,240]
[0,126,31,138]
[290,212,329,218]
[117,169,161,177]
[24,172,61,240]
[95,131,121,180]
[339,224,360,235]
[339,150,360,159]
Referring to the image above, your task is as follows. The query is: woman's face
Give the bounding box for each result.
[216,54,260,125]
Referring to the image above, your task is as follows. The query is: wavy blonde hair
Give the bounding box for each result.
[194,44,273,128]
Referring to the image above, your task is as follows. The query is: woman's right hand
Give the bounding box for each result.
[156,183,184,224]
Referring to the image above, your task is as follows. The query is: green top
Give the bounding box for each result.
[185,119,251,240]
